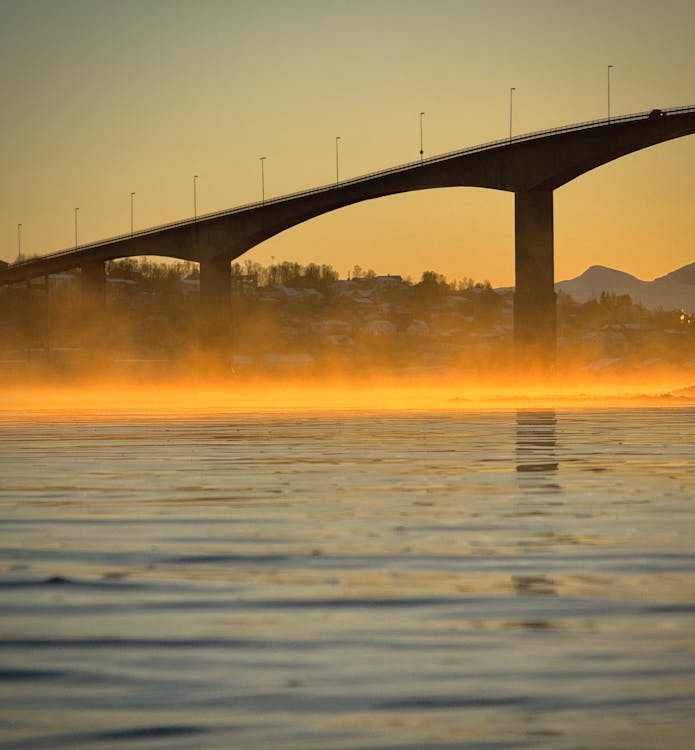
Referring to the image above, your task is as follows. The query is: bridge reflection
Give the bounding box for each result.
[515,410,559,491]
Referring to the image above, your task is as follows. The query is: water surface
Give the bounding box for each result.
[1,406,694,748]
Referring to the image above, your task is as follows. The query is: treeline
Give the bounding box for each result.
[2,257,692,376]
[106,258,495,293]
[107,258,340,289]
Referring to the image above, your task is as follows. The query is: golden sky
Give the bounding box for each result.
[1,0,694,286]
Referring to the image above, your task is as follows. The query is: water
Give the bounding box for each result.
[1,405,695,749]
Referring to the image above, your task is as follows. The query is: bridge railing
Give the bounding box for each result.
[6,104,695,271]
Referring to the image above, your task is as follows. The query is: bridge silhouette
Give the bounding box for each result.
[3,104,695,364]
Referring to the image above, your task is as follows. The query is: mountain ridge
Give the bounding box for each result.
[555,261,695,311]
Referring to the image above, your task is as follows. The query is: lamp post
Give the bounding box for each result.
[335,136,341,187]
[419,112,425,161]
[509,87,516,141]
[17,223,22,262]
[193,175,198,220]
[130,192,135,235]
[74,207,79,249]
[260,157,266,206]
[607,65,613,121]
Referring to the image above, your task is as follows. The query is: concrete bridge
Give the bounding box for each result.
[3,105,695,362]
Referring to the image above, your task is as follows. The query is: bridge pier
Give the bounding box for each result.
[199,255,231,362]
[513,189,557,369]
[82,258,105,298]
[81,259,106,357]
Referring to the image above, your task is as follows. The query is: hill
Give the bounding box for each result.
[556,262,695,311]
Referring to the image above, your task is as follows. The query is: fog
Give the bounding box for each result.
[2,258,694,410]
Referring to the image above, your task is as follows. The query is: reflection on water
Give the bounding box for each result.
[1,407,695,749]
[516,410,560,493]
[516,410,558,473]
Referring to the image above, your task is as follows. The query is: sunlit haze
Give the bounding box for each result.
[3,374,695,417]
[2,0,694,286]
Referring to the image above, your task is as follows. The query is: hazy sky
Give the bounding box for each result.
[1,0,694,285]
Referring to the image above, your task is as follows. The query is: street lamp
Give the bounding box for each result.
[335,136,341,187]
[130,192,135,235]
[509,87,516,141]
[607,65,613,121]
[74,207,79,249]
[259,157,266,205]
[419,112,425,161]
[193,175,198,220]
[17,223,22,262]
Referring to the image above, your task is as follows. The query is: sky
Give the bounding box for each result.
[1,0,694,286]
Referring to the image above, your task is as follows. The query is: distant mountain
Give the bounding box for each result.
[654,262,695,287]
[555,262,695,312]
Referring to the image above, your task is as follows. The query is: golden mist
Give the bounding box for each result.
[3,368,694,417]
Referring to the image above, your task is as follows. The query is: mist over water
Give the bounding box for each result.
[3,258,693,388]
[2,391,695,749]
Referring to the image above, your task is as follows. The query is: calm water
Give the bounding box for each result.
[1,406,695,749]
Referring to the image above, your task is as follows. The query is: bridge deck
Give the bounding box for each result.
[4,104,694,279]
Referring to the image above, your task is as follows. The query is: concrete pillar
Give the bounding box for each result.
[513,189,557,368]
[81,259,106,356]
[199,255,231,360]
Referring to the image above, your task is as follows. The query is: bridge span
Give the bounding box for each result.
[3,105,695,363]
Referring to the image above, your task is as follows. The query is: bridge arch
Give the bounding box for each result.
[240,188,514,283]
[554,137,695,277]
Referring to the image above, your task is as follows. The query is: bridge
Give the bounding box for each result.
[3,105,695,363]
